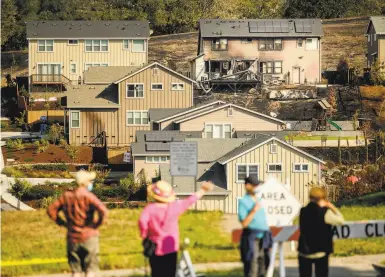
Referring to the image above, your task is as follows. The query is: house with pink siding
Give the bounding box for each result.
[191,19,323,85]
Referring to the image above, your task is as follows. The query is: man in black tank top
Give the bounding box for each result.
[298,187,345,277]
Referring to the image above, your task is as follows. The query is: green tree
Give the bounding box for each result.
[48,123,64,144]
[370,60,385,85]
[1,0,18,48]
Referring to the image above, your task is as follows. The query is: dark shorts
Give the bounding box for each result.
[67,236,99,273]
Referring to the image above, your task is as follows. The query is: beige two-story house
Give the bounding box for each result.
[191,19,323,85]
[366,16,385,69]
[26,21,150,92]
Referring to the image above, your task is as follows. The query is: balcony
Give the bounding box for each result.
[30,74,71,85]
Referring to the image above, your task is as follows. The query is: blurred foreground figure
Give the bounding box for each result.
[47,170,108,277]
[298,187,345,277]
[238,176,271,277]
[139,180,213,277]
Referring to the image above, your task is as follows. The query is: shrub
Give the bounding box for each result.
[325,160,336,169]
[9,178,32,199]
[65,144,79,163]
[2,167,24,178]
[370,60,385,85]
[58,139,68,149]
[88,164,110,183]
[1,121,9,129]
[32,164,68,171]
[39,196,57,208]
[48,123,64,144]
[34,139,49,153]
[120,174,142,197]
[6,138,24,150]
[14,111,27,129]
[24,186,55,200]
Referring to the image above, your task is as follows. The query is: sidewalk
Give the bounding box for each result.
[22,254,384,277]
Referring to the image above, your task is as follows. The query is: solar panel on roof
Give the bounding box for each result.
[295,21,304,33]
[146,133,173,142]
[303,22,312,33]
[145,143,170,151]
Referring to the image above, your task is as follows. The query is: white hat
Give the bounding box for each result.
[75,170,96,186]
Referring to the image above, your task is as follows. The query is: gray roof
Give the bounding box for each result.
[217,136,271,164]
[84,66,141,84]
[235,131,288,139]
[131,131,202,156]
[26,21,150,39]
[185,138,249,162]
[368,16,385,35]
[65,84,119,108]
[159,163,229,195]
[199,19,323,38]
[149,108,188,122]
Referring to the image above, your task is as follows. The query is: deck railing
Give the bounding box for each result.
[30,74,71,85]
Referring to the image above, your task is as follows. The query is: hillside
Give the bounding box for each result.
[1,17,369,77]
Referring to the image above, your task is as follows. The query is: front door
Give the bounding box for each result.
[293,67,300,84]
[213,124,223,138]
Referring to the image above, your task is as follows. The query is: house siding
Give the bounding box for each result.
[225,139,321,214]
[178,106,282,133]
[379,36,385,67]
[29,39,148,82]
[367,23,379,67]
[177,195,227,211]
[199,37,321,84]
[134,156,168,180]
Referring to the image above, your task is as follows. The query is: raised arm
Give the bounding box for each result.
[324,202,345,225]
[47,195,66,227]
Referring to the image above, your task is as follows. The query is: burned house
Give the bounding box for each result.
[191,19,323,90]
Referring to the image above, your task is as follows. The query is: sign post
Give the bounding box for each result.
[123,152,131,163]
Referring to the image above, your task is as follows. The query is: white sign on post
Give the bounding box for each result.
[170,142,197,177]
[123,152,131,163]
[258,177,302,226]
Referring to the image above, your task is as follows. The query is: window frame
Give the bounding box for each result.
[267,163,283,173]
[70,110,81,129]
[236,163,259,183]
[293,163,309,173]
[126,83,145,98]
[37,40,54,52]
[305,38,318,50]
[126,110,149,126]
[171,83,185,91]
[297,38,303,48]
[84,63,109,71]
[269,143,278,154]
[84,39,109,52]
[70,63,77,75]
[68,39,79,45]
[259,38,282,51]
[151,83,164,91]
[131,39,146,53]
[205,123,232,139]
[212,38,228,51]
[260,61,283,74]
[123,39,130,50]
[145,156,170,163]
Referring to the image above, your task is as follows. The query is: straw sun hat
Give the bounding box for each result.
[147,180,176,203]
[75,170,96,186]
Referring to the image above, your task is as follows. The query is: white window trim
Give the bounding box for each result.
[270,143,278,154]
[126,110,149,126]
[305,38,318,50]
[70,110,81,129]
[67,39,79,45]
[236,163,259,183]
[126,83,145,98]
[123,39,130,50]
[37,40,54,52]
[151,83,164,91]
[84,63,109,71]
[293,163,309,173]
[171,83,185,91]
[145,156,169,163]
[131,39,146,53]
[84,39,109,52]
[227,107,234,117]
[70,62,77,75]
[36,63,62,75]
[204,123,232,139]
[267,163,283,173]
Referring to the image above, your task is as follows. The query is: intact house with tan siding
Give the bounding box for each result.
[156,135,324,213]
[26,20,150,93]
[63,62,195,146]
[366,16,385,69]
[191,19,323,85]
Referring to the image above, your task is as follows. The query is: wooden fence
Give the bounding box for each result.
[27,110,65,124]
[107,148,131,164]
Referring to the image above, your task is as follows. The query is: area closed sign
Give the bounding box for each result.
[170,142,197,177]
[259,178,302,226]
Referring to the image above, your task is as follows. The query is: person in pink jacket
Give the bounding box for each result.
[139,180,213,277]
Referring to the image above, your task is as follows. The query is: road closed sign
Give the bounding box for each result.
[258,178,302,226]
[170,142,197,177]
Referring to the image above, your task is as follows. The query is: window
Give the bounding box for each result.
[212,38,228,50]
[70,111,80,128]
[126,111,148,125]
[68,40,78,45]
[270,144,277,154]
[84,63,108,71]
[171,83,185,90]
[259,38,282,50]
[260,61,282,74]
[146,156,170,163]
[268,163,282,172]
[205,124,231,138]
[123,39,129,50]
[293,163,309,172]
[85,40,109,52]
[368,35,371,42]
[374,34,377,41]
[70,63,77,74]
[297,39,303,48]
[236,164,259,183]
[241,38,252,44]
[126,84,144,98]
[305,38,318,50]
[38,40,53,52]
[151,83,163,90]
[132,39,145,52]
[228,107,234,116]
